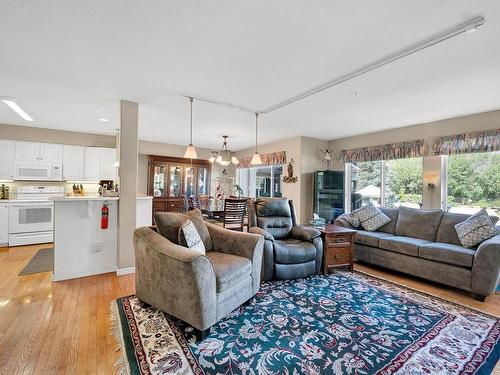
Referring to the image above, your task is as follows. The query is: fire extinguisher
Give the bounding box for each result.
[101,203,109,229]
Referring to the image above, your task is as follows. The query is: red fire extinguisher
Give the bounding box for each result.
[101,203,109,229]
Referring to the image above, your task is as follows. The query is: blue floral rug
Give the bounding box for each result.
[111,272,500,374]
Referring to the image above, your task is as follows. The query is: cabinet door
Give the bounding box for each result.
[40,143,62,163]
[168,164,183,198]
[0,204,8,245]
[99,148,116,180]
[62,145,85,180]
[15,141,41,163]
[152,162,167,197]
[83,147,100,181]
[197,166,209,196]
[184,166,195,197]
[0,140,15,180]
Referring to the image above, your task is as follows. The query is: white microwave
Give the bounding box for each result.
[14,162,63,181]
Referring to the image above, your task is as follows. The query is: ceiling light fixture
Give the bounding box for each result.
[99,118,109,122]
[184,97,198,159]
[250,113,262,165]
[209,136,239,166]
[1,99,34,121]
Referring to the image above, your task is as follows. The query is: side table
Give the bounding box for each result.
[320,224,357,274]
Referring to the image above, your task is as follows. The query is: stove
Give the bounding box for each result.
[9,186,64,246]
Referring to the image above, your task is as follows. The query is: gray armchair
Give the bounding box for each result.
[248,197,323,281]
[134,209,264,336]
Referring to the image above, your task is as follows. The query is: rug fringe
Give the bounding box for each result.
[110,301,131,375]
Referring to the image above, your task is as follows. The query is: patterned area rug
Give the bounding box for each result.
[111,272,500,374]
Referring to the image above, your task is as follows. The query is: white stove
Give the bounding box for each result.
[9,186,64,246]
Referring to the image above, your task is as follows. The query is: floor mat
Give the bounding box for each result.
[18,247,54,276]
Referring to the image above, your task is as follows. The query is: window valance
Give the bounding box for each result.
[432,129,500,156]
[341,139,427,163]
[236,151,287,168]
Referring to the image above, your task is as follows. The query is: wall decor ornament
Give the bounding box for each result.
[282,158,298,183]
[320,149,333,169]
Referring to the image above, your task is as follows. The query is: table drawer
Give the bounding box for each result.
[326,247,351,265]
[326,234,352,247]
[166,200,184,212]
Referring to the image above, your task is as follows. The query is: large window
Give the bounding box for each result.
[236,165,283,198]
[447,151,500,219]
[350,157,423,211]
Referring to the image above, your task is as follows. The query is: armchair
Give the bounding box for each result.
[134,209,263,336]
[248,197,323,281]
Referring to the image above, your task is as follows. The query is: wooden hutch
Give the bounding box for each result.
[147,155,211,218]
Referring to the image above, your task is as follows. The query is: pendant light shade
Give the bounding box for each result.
[250,112,262,165]
[184,97,198,159]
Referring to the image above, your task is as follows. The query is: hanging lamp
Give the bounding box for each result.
[184,97,198,159]
[250,112,262,165]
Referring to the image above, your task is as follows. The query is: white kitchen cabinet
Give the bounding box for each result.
[40,143,63,163]
[0,203,8,246]
[84,147,101,181]
[14,141,62,164]
[0,140,15,180]
[63,145,85,180]
[99,148,116,181]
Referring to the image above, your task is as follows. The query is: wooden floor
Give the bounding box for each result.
[0,244,498,374]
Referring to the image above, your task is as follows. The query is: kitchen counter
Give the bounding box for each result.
[51,195,153,201]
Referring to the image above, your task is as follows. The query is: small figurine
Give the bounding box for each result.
[283,158,298,183]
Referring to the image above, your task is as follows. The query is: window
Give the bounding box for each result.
[236,165,284,198]
[447,151,500,220]
[349,157,423,211]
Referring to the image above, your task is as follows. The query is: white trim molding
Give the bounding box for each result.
[52,265,117,281]
[116,266,135,276]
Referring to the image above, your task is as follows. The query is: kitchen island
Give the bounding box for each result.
[51,195,152,281]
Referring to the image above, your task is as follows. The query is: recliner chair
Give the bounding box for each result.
[248,197,323,280]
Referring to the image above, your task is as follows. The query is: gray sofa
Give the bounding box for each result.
[335,206,500,301]
[248,197,323,281]
[134,209,264,336]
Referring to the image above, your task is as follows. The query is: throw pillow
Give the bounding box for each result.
[455,209,498,248]
[343,213,360,228]
[351,203,391,232]
[178,220,206,254]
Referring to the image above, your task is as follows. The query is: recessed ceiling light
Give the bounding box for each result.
[1,99,34,121]
[99,118,109,122]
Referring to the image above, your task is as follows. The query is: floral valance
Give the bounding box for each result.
[432,129,500,156]
[236,151,287,168]
[341,139,427,163]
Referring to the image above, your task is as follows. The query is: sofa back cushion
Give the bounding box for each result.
[436,212,499,246]
[155,209,213,250]
[378,207,399,234]
[395,206,443,241]
[255,198,293,239]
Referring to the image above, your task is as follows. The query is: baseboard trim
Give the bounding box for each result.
[116,267,135,276]
[52,266,117,281]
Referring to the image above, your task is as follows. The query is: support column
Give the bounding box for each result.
[117,100,138,272]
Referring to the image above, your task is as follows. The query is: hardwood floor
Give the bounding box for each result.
[0,244,498,374]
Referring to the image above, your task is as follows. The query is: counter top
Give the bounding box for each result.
[51,195,153,201]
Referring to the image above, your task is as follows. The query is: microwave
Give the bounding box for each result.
[14,162,63,181]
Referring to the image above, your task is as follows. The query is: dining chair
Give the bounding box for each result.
[222,198,248,231]
[190,195,201,209]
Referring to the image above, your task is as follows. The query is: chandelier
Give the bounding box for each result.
[209,136,239,166]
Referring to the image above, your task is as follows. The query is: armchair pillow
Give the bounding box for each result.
[179,220,206,254]
[351,203,391,232]
[455,209,499,248]
[290,226,321,241]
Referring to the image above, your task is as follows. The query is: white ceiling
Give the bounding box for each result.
[1,1,500,150]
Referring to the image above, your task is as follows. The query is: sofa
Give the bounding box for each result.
[335,206,500,301]
[134,209,264,336]
[248,197,323,281]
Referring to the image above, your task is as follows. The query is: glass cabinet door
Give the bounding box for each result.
[169,165,183,197]
[197,167,208,195]
[153,162,167,197]
[184,166,195,197]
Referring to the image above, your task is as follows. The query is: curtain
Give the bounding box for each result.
[432,129,500,155]
[236,151,287,168]
[341,139,427,163]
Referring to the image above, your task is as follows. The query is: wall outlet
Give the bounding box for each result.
[91,243,103,253]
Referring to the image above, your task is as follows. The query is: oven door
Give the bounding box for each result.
[9,202,54,233]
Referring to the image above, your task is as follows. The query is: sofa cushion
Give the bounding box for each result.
[455,209,499,248]
[436,212,498,246]
[378,207,399,234]
[155,209,213,250]
[379,236,431,257]
[351,203,391,232]
[394,207,443,241]
[274,239,317,264]
[206,251,252,293]
[418,242,476,268]
[355,230,394,247]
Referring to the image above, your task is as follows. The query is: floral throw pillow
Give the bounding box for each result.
[178,220,206,254]
[351,203,391,232]
[455,209,498,248]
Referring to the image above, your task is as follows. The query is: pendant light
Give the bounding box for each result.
[250,112,262,165]
[184,97,198,159]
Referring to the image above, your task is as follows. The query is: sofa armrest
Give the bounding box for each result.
[133,227,217,330]
[249,226,275,242]
[206,222,264,293]
[472,234,500,297]
[290,226,321,241]
[334,214,355,229]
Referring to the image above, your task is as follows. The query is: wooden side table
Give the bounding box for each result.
[320,224,357,274]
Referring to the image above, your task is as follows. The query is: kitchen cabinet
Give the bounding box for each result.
[62,145,85,180]
[83,147,101,181]
[0,140,15,180]
[14,141,62,164]
[0,203,8,246]
[40,143,63,163]
[99,148,116,180]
